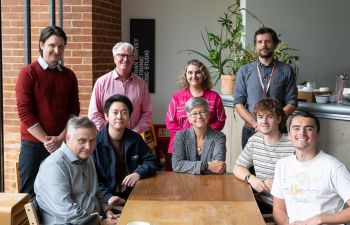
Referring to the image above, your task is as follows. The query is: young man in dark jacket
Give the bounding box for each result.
[92,94,157,207]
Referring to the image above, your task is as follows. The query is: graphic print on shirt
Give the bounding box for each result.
[283,171,321,203]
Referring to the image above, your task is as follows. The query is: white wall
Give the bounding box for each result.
[122,0,231,124]
[244,0,350,89]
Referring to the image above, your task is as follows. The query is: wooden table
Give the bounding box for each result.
[118,172,265,225]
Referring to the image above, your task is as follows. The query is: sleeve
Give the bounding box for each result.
[15,67,39,127]
[283,65,298,106]
[88,79,107,131]
[209,94,226,131]
[211,132,226,161]
[270,160,284,199]
[234,138,254,168]
[36,163,91,223]
[132,81,153,133]
[233,67,248,106]
[69,71,80,116]
[91,151,114,202]
[165,94,184,134]
[134,136,158,178]
[331,164,350,202]
[172,131,202,174]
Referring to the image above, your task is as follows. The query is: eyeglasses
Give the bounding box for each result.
[115,53,134,59]
[190,111,208,118]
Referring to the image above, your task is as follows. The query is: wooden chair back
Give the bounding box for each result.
[24,198,41,225]
[141,124,157,153]
[15,161,20,193]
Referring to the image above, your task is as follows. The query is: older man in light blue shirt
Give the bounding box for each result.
[34,117,118,225]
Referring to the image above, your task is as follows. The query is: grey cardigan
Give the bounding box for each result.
[172,126,226,174]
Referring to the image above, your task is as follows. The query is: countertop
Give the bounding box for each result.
[220,95,350,121]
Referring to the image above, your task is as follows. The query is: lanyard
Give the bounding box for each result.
[257,62,275,96]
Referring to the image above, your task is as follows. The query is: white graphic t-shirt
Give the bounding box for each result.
[271,151,350,224]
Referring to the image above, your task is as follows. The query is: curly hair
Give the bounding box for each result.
[177,59,213,90]
[253,98,284,118]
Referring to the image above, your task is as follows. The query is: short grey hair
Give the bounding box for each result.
[112,42,134,56]
[185,97,209,114]
[67,116,96,136]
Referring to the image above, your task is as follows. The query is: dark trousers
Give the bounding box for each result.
[241,126,256,149]
[19,140,50,196]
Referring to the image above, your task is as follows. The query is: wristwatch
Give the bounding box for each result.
[245,174,251,183]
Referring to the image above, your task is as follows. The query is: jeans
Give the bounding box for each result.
[241,126,256,149]
[19,140,50,196]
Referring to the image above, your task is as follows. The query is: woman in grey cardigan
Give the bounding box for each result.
[172,97,227,174]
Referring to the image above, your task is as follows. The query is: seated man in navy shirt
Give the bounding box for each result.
[92,94,157,207]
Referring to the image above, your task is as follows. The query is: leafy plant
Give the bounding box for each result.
[180,1,245,85]
[180,0,300,85]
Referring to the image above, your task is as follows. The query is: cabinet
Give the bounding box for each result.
[221,106,244,173]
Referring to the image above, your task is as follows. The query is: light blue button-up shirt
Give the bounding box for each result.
[34,143,108,225]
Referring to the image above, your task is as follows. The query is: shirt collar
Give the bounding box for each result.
[113,69,133,80]
[61,142,85,165]
[258,59,275,68]
[38,57,63,71]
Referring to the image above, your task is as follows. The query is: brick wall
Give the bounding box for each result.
[1,0,121,192]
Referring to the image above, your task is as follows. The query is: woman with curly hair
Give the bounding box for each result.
[166,59,226,161]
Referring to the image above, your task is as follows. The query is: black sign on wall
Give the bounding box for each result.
[130,19,155,93]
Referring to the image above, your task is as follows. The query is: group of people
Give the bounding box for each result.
[14,24,350,225]
[15,26,157,225]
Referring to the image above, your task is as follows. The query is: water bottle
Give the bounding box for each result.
[335,73,349,104]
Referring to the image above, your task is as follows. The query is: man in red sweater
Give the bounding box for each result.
[15,26,80,196]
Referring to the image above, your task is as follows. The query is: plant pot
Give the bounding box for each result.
[220,74,236,95]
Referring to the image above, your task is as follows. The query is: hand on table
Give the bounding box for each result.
[122,172,141,187]
[208,160,226,174]
[248,176,270,193]
[108,196,126,206]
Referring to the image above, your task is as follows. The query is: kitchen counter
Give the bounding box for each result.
[297,102,350,120]
[220,95,350,120]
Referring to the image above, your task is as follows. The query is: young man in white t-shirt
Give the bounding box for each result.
[233,98,294,213]
[271,111,350,225]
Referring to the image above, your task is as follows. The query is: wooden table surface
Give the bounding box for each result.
[118,200,265,225]
[128,171,255,201]
[119,172,265,225]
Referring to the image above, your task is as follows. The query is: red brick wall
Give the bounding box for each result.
[1,0,121,192]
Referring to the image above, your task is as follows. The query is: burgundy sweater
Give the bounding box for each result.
[15,61,80,142]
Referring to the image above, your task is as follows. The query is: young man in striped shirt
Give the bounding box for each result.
[233,98,294,213]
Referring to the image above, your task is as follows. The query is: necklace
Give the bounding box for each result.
[197,147,202,155]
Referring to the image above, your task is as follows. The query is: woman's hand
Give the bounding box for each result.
[208,160,226,173]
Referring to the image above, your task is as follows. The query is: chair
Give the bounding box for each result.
[15,161,20,193]
[141,124,157,153]
[24,198,102,225]
[24,197,41,225]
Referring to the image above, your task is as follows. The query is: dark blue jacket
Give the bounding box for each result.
[92,124,157,201]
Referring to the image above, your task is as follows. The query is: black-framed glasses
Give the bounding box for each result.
[115,53,134,59]
[190,111,208,118]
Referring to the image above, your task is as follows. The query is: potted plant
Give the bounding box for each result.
[180,1,249,95]
[180,0,299,95]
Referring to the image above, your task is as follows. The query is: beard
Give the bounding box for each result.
[258,49,274,59]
